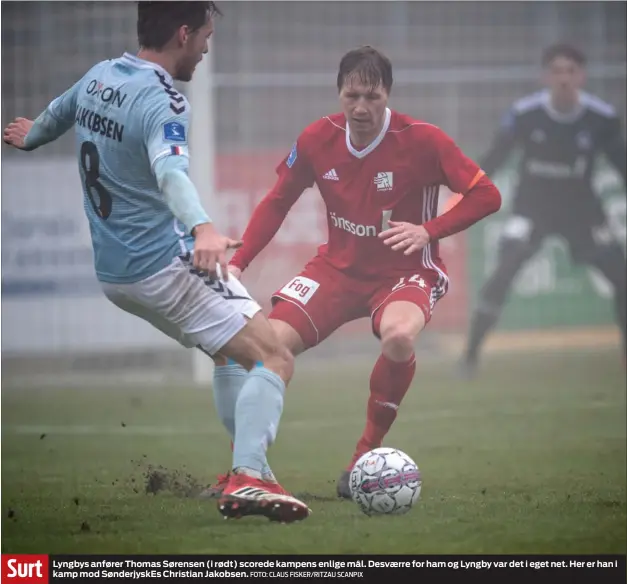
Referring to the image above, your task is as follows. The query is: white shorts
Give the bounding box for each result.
[101,254,262,356]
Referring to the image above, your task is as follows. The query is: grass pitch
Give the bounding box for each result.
[2,349,625,554]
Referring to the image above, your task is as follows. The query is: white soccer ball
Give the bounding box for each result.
[349,447,422,516]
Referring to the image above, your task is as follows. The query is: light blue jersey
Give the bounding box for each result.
[46,52,195,283]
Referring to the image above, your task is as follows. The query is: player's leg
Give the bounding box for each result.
[571,225,627,360]
[265,260,365,360]
[462,216,542,376]
[336,275,430,498]
[204,301,310,499]
[104,257,306,522]
[206,256,340,467]
[209,256,362,446]
[197,353,248,498]
[353,300,422,459]
[197,265,282,490]
[202,267,325,498]
[211,257,363,510]
[203,274,278,494]
[216,310,293,474]
[184,307,308,522]
[202,358,279,496]
[268,257,361,353]
[102,277,276,495]
[185,286,307,522]
[209,314,308,457]
[211,355,244,447]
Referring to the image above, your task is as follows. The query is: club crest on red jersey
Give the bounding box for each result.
[374,172,393,192]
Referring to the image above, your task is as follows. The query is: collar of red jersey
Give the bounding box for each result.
[120,52,174,85]
[345,107,392,159]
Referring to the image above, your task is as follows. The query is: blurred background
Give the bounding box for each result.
[2,1,626,387]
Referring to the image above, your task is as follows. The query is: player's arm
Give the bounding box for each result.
[153,156,211,232]
[479,107,520,176]
[143,89,239,277]
[4,80,82,151]
[143,90,211,234]
[380,128,501,255]
[601,115,627,186]
[229,140,315,272]
[422,128,502,241]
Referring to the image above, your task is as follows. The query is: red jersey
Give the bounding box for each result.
[231,109,500,285]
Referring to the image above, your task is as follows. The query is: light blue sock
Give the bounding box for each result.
[232,365,285,476]
[212,363,246,438]
[212,360,276,481]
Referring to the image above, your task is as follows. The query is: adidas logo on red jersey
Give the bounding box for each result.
[322,168,339,181]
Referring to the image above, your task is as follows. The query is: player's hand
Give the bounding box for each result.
[192,223,242,281]
[379,221,431,255]
[3,117,34,150]
[227,265,242,280]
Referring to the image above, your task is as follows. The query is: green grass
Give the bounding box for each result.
[2,350,626,554]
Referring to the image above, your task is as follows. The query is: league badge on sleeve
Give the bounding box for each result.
[286,142,298,168]
[163,121,186,142]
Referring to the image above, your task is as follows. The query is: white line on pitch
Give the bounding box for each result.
[2,401,621,436]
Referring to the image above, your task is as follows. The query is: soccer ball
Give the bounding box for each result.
[349,447,422,516]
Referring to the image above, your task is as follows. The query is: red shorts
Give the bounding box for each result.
[269,255,447,349]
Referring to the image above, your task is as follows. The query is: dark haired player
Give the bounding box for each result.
[209,46,502,499]
[3,1,310,523]
[461,44,626,378]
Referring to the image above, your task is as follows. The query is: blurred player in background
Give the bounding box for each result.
[3,1,310,523]
[460,44,627,378]
[211,46,501,499]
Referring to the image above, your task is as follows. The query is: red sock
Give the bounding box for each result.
[347,353,416,470]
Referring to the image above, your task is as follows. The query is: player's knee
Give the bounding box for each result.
[212,352,229,367]
[381,323,417,362]
[268,306,309,356]
[260,342,294,385]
